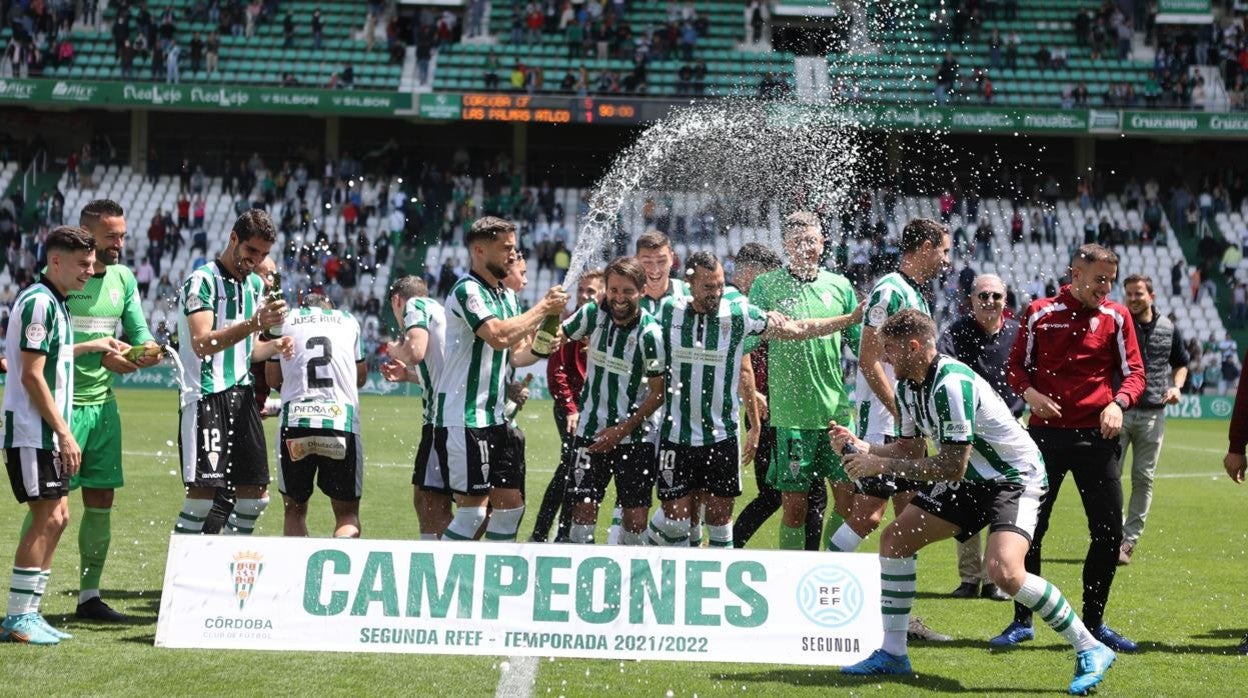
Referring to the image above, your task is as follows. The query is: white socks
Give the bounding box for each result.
[1013,573,1099,652]
[828,522,864,552]
[880,556,917,656]
[174,498,214,534]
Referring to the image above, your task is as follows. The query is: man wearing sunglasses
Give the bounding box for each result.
[937,274,1023,602]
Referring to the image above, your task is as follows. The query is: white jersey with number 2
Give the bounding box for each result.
[275,307,364,433]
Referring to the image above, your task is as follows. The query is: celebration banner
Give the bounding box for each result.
[155,536,882,665]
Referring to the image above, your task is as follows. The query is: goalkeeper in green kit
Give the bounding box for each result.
[747,212,863,550]
[19,200,162,622]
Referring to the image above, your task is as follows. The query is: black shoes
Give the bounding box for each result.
[951,581,978,598]
[981,583,1011,601]
[75,597,128,622]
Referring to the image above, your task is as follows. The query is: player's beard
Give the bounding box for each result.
[694,291,721,314]
[98,248,121,266]
[486,259,510,281]
[608,298,638,324]
[230,246,253,279]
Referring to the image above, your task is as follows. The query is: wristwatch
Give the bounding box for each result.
[1112,396,1128,410]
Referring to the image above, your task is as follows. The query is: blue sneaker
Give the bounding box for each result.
[1091,623,1138,652]
[35,614,72,640]
[988,621,1034,647]
[1069,643,1116,695]
[840,648,912,676]
[0,613,60,645]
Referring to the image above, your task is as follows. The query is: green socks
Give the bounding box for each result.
[779,523,805,550]
[79,507,112,598]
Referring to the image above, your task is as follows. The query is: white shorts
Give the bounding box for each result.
[856,397,897,445]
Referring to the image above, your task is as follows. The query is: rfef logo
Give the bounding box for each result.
[230,551,264,610]
[796,565,864,628]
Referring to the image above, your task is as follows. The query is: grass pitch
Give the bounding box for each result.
[0,389,1245,696]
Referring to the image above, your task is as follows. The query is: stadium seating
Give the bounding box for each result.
[434,1,795,97]
[839,0,1159,108]
[0,1,401,90]
[417,181,1226,344]
[17,165,395,334]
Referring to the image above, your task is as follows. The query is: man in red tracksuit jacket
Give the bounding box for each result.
[990,244,1146,652]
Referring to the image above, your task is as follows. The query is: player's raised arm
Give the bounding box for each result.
[473,284,568,351]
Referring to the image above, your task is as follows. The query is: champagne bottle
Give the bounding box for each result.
[531,312,560,358]
[504,373,534,420]
[262,270,284,339]
[125,342,164,363]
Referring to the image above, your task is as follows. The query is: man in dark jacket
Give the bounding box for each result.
[937,273,1020,601]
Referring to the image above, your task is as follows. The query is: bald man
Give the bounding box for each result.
[936,274,1023,600]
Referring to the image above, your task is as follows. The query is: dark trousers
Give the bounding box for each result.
[531,408,574,542]
[1013,426,1123,629]
[732,425,828,550]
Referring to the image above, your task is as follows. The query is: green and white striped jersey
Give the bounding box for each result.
[640,277,690,316]
[562,303,665,444]
[657,294,769,446]
[433,272,518,428]
[2,278,75,450]
[896,355,1045,486]
[176,260,263,408]
[275,307,363,433]
[402,296,446,426]
[853,270,932,427]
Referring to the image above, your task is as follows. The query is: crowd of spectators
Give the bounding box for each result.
[2,0,401,88]
[481,0,715,96]
[2,0,89,78]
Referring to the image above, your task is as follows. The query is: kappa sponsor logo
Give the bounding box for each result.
[229,551,264,610]
[795,565,865,628]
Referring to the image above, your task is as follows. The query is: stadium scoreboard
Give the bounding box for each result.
[456,93,653,124]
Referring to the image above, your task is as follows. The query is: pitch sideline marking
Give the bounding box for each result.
[494,655,538,698]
